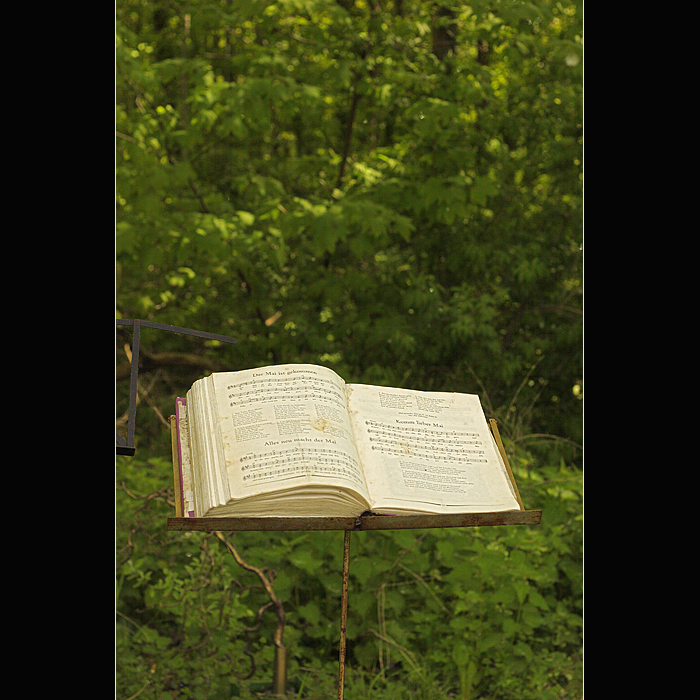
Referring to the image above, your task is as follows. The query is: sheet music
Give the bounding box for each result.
[346,384,521,513]
[210,365,370,501]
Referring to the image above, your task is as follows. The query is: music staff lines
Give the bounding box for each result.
[365,420,487,463]
[240,446,363,484]
[227,376,340,392]
[228,385,345,408]
[364,420,480,440]
[369,443,488,463]
[366,427,482,447]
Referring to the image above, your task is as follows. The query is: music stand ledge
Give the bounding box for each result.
[167,509,541,532]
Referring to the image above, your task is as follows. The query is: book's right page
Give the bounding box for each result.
[345,384,521,514]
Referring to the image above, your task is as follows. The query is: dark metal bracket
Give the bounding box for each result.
[116,319,237,456]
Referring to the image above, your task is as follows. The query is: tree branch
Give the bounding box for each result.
[116,351,224,382]
[336,82,362,190]
[213,531,286,650]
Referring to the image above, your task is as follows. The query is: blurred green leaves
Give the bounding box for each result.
[116,1,582,696]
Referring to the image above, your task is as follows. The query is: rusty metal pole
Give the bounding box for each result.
[338,529,351,700]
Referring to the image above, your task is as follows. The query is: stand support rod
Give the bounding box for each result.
[338,529,351,700]
[126,319,141,449]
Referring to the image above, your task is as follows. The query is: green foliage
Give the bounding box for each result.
[116,443,582,699]
[116,1,582,697]
[116,458,254,698]
[116,0,582,434]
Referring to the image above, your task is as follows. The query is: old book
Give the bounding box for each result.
[174,364,522,518]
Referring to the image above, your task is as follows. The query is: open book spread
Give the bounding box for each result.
[175,364,521,518]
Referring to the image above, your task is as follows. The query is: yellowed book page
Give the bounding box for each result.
[210,365,371,505]
[187,375,231,515]
[176,399,196,516]
[345,384,521,514]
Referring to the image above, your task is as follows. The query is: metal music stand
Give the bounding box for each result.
[116,319,237,456]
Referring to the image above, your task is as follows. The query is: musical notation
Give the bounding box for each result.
[240,445,364,485]
[227,376,346,409]
[364,420,487,464]
[369,444,488,463]
[365,420,479,439]
[227,375,340,392]
[230,389,345,408]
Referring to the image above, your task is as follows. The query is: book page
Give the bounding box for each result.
[209,365,371,503]
[346,384,521,513]
[187,375,231,515]
[176,398,195,517]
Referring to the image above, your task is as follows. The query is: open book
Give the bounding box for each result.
[174,364,522,518]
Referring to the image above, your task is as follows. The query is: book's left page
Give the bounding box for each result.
[208,364,372,506]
